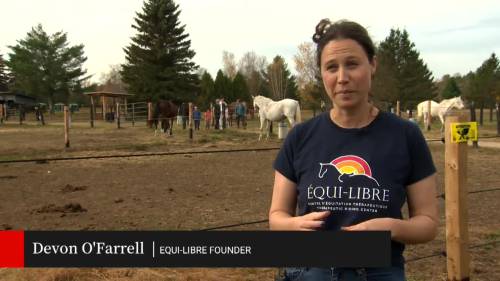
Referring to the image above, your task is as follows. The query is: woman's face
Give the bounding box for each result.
[320,39,376,110]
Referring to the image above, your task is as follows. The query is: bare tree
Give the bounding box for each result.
[267,57,287,100]
[293,42,319,89]
[293,42,326,111]
[238,51,267,96]
[222,51,237,80]
[98,64,127,93]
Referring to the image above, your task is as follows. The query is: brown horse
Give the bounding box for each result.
[153,100,178,136]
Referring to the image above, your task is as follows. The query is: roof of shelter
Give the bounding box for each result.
[84,92,133,98]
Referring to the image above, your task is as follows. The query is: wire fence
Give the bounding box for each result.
[0,121,499,267]
[0,135,498,165]
[194,186,500,265]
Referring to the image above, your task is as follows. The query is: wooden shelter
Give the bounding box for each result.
[0,91,36,107]
[84,92,133,121]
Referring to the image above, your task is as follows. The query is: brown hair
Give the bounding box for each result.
[313,19,375,69]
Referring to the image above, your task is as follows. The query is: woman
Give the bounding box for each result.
[269,19,438,281]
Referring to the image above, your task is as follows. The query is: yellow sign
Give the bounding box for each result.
[450,122,478,143]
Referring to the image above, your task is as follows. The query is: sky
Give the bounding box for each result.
[1,0,499,83]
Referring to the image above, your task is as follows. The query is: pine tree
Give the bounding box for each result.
[0,54,10,92]
[467,53,499,125]
[121,0,199,102]
[232,72,250,103]
[197,71,215,109]
[441,77,461,99]
[264,56,298,101]
[214,70,231,101]
[376,29,436,110]
[7,24,87,107]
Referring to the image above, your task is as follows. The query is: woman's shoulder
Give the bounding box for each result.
[288,112,328,138]
[377,112,425,141]
[378,111,419,129]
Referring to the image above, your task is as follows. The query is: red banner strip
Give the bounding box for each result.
[0,231,24,268]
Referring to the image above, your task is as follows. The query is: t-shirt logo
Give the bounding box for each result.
[307,155,390,216]
[319,155,380,186]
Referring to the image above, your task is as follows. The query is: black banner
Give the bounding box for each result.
[24,231,390,267]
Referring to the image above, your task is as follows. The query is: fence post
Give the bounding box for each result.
[426,100,431,131]
[116,102,121,129]
[188,102,193,140]
[147,102,153,128]
[90,96,95,128]
[64,105,70,148]
[19,105,23,125]
[132,103,135,127]
[0,103,4,124]
[444,114,469,281]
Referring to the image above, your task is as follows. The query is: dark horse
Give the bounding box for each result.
[153,100,178,136]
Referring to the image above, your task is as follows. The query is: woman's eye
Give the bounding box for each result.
[346,61,359,68]
[326,64,338,71]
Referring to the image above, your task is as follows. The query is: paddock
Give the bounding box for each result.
[0,111,499,280]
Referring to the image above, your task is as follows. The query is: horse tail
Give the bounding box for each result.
[295,102,302,123]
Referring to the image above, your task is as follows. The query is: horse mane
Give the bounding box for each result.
[439,96,461,107]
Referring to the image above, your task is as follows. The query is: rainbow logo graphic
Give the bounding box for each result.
[331,155,372,176]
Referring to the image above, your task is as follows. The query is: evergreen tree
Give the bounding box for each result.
[264,56,298,101]
[0,54,10,92]
[197,71,215,109]
[466,53,499,125]
[232,72,250,103]
[121,0,199,102]
[376,29,436,110]
[441,77,461,99]
[7,24,87,107]
[213,70,231,101]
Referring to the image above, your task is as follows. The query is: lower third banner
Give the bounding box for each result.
[0,231,391,267]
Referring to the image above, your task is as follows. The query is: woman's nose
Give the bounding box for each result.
[337,67,349,84]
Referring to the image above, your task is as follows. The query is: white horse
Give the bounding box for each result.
[252,95,302,140]
[417,96,465,126]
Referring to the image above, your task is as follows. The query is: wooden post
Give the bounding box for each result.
[90,96,95,128]
[188,102,193,140]
[116,102,121,129]
[0,103,4,124]
[426,100,432,131]
[496,102,500,136]
[64,105,70,148]
[396,101,401,117]
[19,105,23,125]
[124,98,128,119]
[147,102,153,128]
[444,114,469,281]
[132,103,135,127]
[102,96,106,120]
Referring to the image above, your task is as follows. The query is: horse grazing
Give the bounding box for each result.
[252,95,302,140]
[153,100,178,136]
[417,96,465,127]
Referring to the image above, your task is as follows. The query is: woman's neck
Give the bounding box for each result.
[330,102,378,129]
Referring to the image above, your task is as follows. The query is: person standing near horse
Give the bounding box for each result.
[204,107,212,129]
[214,99,221,129]
[269,19,438,280]
[193,106,201,130]
[219,98,228,129]
[179,102,188,129]
[235,100,248,129]
[235,99,244,128]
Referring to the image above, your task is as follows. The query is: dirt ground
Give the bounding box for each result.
[0,114,499,281]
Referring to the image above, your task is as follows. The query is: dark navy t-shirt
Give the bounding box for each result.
[273,111,436,267]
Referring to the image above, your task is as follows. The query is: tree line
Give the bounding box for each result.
[1,0,499,118]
